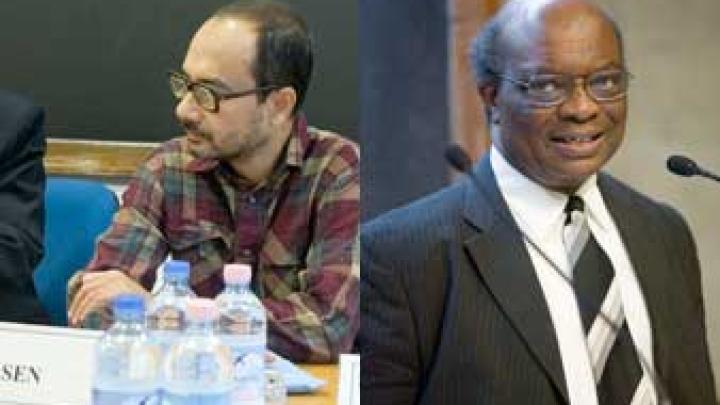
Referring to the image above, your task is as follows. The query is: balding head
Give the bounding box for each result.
[470,0,624,87]
[210,1,313,114]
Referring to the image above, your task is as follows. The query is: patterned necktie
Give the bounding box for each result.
[563,195,590,267]
[563,196,644,404]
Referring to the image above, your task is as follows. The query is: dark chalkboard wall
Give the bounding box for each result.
[0,1,357,141]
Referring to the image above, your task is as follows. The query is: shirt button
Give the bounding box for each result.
[248,195,256,204]
[241,248,252,257]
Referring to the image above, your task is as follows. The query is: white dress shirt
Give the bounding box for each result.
[489,146,656,405]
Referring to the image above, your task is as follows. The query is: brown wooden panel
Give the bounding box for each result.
[449,0,503,162]
[290,364,339,405]
[45,138,159,178]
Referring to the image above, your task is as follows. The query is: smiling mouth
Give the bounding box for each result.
[551,133,603,143]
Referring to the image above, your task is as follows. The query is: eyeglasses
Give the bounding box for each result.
[167,70,278,112]
[495,69,631,107]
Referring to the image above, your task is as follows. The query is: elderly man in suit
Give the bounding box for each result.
[0,90,48,324]
[359,0,717,404]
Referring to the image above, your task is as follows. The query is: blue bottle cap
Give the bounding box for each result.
[164,260,190,280]
[112,294,145,320]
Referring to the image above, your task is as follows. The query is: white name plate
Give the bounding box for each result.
[337,354,360,405]
[0,322,101,404]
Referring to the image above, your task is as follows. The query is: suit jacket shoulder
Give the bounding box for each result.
[361,180,473,404]
[362,180,467,265]
[0,90,48,324]
[0,89,43,157]
[598,172,717,404]
[598,173,702,304]
[599,172,686,226]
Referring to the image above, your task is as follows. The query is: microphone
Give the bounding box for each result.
[445,144,670,405]
[667,155,720,182]
[445,144,473,173]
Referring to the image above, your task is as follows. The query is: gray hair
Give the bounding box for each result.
[469,0,624,86]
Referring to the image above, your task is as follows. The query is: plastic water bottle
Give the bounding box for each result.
[216,264,267,405]
[163,298,234,404]
[92,294,161,404]
[146,260,195,353]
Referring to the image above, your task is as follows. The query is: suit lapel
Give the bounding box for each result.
[461,156,568,402]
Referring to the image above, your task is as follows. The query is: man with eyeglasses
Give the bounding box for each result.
[360,0,716,403]
[67,1,359,363]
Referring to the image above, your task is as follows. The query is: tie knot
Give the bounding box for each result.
[564,195,584,225]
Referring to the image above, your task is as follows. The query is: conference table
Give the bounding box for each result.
[291,364,339,405]
[0,321,343,404]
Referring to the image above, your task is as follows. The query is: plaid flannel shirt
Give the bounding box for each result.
[81,116,359,363]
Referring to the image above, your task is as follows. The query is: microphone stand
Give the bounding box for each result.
[697,168,720,183]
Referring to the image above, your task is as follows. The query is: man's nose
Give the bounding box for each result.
[557,79,599,122]
[175,91,203,125]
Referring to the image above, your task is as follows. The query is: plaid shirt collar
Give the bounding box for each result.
[185,113,311,175]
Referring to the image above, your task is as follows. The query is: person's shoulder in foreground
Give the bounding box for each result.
[362,178,465,263]
[0,89,49,324]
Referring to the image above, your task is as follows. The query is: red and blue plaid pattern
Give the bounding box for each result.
[83,116,359,363]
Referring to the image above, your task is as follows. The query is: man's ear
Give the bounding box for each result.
[478,83,500,124]
[478,83,497,108]
[268,87,297,123]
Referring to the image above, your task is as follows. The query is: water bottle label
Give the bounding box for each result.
[249,318,264,335]
[147,306,184,331]
[218,313,265,335]
[219,315,250,334]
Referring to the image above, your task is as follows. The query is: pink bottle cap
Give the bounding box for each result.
[186,298,219,321]
[223,264,252,285]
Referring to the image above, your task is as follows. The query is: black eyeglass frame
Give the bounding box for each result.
[492,69,633,107]
[167,70,279,113]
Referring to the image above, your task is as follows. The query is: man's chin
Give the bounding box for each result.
[185,130,204,141]
[544,165,601,193]
[186,142,213,159]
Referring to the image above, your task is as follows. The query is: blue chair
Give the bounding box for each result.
[33,178,119,325]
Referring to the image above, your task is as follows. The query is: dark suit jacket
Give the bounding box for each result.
[0,90,48,324]
[359,155,717,404]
